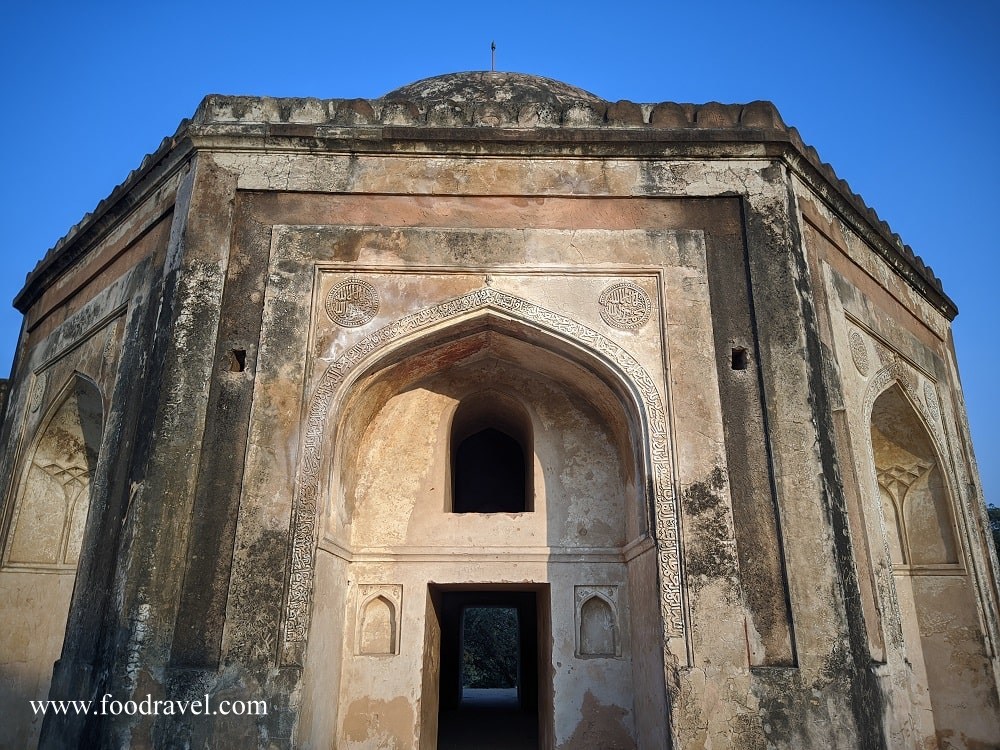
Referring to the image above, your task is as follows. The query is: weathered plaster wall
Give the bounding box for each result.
[191,150,876,747]
[0,185,175,745]
[796,179,1000,749]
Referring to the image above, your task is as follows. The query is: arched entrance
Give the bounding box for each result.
[294,291,676,749]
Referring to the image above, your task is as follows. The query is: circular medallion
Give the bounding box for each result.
[325,280,379,327]
[848,329,870,377]
[599,282,651,330]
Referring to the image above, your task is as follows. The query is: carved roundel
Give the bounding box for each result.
[326,280,380,327]
[599,282,651,330]
[848,329,870,377]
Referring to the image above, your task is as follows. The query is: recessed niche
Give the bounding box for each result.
[357,584,402,655]
[575,585,621,658]
[450,391,533,513]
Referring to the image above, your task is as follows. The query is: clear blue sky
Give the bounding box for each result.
[1,1,997,503]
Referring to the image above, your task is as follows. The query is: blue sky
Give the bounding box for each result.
[1,0,997,503]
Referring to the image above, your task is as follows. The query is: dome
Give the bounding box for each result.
[381,71,607,108]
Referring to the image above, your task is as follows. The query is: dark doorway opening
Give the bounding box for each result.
[436,590,542,750]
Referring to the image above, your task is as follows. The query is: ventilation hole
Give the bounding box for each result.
[731,347,748,370]
[229,349,247,372]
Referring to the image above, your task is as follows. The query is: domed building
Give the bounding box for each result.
[1,72,998,749]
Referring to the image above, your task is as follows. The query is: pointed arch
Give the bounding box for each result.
[870,384,956,567]
[4,371,104,569]
[863,364,998,742]
[281,288,680,663]
[358,595,398,655]
[862,365,960,571]
[862,364,946,471]
[450,390,533,513]
[579,594,619,657]
[0,371,105,750]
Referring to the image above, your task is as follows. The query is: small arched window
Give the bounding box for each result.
[450,392,532,513]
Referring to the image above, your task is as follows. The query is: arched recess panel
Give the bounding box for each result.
[289,294,683,662]
[871,385,956,567]
[869,384,996,745]
[324,327,642,749]
[0,374,104,750]
[357,591,400,656]
[296,297,674,750]
[576,586,620,658]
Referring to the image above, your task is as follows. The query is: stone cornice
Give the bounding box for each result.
[16,93,956,320]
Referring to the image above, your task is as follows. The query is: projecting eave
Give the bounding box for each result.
[16,91,956,321]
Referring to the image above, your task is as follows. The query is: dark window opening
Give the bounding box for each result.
[454,428,526,513]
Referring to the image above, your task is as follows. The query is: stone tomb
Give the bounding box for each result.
[0,72,998,749]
